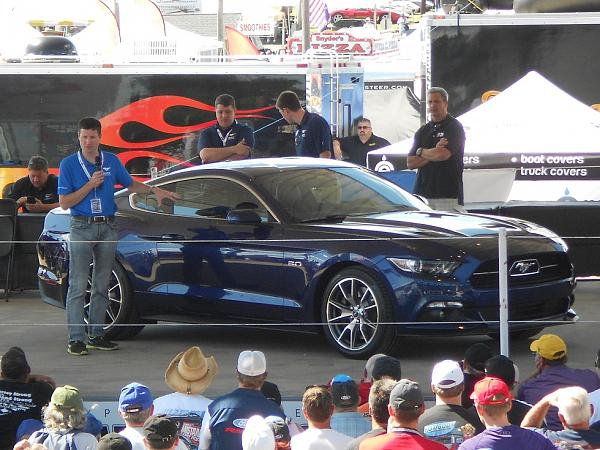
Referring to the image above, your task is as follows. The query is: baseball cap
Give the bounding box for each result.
[242,415,276,450]
[470,376,513,405]
[16,419,43,441]
[464,343,493,372]
[265,416,291,443]
[485,355,516,387]
[431,360,464,389]
[261,380,282,406]
[51,385,84,411]
[371,356,402,381]
[238,350,267,376]
[97,432,132,450]
[530,334,567,360]
[389,379,423,410]
[119,382,153,413]
[1,347,30,380]
[331,374,359,408]
[364,353,387,380]
[143,414,178,448]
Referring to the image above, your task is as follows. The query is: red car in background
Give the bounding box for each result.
[329,8,404,24]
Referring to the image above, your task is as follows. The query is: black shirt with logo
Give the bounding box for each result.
[408,115,465,204]
[338,134,390,166]
[0,379,54,449]
[7,174,59,208]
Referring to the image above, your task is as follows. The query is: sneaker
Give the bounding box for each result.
[87,336,119,351]
[67,341,89,356]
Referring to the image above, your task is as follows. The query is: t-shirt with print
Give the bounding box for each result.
[457,425,556,450]
[0,379,54,450]
[418,404,484,449]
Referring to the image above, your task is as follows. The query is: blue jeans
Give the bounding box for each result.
[66,218,117,343]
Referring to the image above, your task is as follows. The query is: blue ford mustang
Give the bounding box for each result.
[37,158,576,357]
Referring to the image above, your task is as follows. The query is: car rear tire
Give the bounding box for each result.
[332,14,344,22]
[83,263,144,340]
[321,267,400,358]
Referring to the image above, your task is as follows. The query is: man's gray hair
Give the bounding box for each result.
[428,87,449,103]
[555,386,591,425]
[28,155,49,171]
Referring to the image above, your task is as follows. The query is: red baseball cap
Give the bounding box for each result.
[470,377,513,405]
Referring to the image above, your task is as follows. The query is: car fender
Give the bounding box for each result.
[301,252,396,323]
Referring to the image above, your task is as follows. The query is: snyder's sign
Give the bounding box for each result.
[288,33,400,55]
[237,21,274,36]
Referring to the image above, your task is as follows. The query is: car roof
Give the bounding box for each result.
[168,157,359,178]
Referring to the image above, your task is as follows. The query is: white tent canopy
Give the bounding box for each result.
[368,72,600,201]
[370,71,600,156]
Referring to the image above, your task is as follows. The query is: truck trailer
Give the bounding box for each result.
[0,61,364,192]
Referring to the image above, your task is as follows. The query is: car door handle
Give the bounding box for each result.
[140,234,186,241]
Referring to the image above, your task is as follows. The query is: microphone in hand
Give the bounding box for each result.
[94,156,103,186]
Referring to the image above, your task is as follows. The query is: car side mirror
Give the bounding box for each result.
[227,209,262,224]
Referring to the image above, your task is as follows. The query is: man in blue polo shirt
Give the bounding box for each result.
[276,90,333,158]
[58,117,178,356]
[198,94,255,164]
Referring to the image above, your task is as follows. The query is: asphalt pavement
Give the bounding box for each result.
[2,281,598,402]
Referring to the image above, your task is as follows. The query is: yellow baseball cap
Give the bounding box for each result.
[530,334,567,360]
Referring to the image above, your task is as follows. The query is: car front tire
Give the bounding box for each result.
[321,267,400,358]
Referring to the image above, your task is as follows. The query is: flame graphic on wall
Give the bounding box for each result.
[99,95,274,149]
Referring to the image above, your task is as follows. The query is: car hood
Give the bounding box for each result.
[314,210,534,238]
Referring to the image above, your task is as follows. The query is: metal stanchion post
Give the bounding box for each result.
[498,227,509,357]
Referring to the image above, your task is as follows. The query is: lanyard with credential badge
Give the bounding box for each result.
[77,150,103,193]
[77,150,103,213]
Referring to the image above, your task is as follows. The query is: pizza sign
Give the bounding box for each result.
[288,32,400,55]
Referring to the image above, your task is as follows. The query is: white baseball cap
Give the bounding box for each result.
[238,350,267,376]
[431,360,464,389]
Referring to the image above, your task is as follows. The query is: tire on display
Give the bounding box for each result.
[321,267,399,358]
[83,263,144,340]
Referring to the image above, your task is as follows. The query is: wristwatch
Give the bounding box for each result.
[416,147,424,157]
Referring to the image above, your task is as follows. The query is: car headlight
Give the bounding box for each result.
[388,257,460,276]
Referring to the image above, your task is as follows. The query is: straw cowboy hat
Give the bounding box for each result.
[165,347,218,395]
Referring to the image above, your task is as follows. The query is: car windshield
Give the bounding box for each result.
[253,167,427,222]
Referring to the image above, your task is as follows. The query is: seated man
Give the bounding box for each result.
[333,117,390,166]
[6,155,59,213]
[522,386,600,448]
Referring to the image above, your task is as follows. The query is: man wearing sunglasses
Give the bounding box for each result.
[333,117,390,166]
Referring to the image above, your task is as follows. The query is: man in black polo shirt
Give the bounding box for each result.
[6,155,59,213]
[334,117,390,166]
[276,90,332,158]
[407,87,465,211]
[198,94,255,164]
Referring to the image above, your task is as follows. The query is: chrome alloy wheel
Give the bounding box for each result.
[325,276,380,351]
[83,266,123,332]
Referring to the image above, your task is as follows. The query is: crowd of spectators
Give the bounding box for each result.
[2,333,600,450]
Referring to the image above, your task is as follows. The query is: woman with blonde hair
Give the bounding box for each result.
[29,385,98,449]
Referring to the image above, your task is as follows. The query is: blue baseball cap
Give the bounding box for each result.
[331,374,353,384]
[16,419,43,441]
[119,382,153,413]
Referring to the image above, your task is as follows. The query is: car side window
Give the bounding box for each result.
[132,178,272,222]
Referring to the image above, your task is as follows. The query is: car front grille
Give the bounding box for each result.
[473,297,570,322]
[470,252,572,289]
